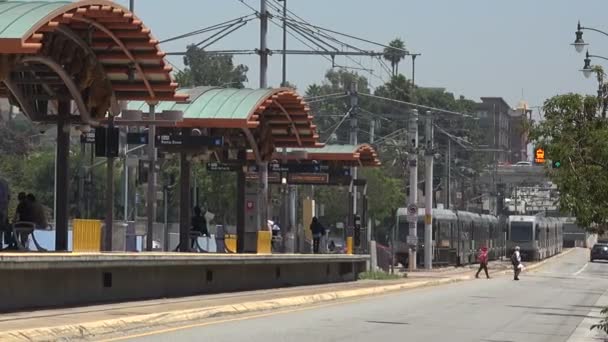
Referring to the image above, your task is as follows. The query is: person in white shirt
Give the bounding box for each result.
[511,246,522,281]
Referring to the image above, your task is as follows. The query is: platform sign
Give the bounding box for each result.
[156,134,224,147]
[269,163,322,173]
[407,235,418,246]
[407,204,418,223]
[80,131,95,144]
[127,132,148,145]
[207,162,241,172]
[288,173,329,184]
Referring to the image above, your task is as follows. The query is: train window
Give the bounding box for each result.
[535,224,540,240]
[511,221,533,242]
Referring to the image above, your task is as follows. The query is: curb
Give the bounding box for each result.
[0,249,576,342]
[0,277,470,342]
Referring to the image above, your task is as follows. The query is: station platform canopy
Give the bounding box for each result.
[0,0,186,122]
[127,86,322,156]
[247,144,381,167]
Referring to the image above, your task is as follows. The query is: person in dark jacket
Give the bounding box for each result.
[191,206,209,248]
[27,194,48,229]
[310,217,325,254]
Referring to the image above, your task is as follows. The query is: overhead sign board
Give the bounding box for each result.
[206,162,242,172]
[156,134,224,147]
[407,204,418,222]
[80,132,95,144]
[269,163,323,173]
[288,173,329,184]
[127,132,148,145]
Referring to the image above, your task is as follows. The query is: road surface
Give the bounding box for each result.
[118,248,608,342]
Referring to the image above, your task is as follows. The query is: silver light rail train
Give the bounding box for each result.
[507,215,563,261]
[395,208,506,267]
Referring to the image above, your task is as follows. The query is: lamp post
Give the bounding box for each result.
[580,51,608,79]
[572,21,608,54]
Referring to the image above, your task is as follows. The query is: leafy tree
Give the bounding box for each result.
[529,93,608,231]
[383,38,408,77]
[175,45,249,88]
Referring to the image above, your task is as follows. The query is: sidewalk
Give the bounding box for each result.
[0,250,573,342]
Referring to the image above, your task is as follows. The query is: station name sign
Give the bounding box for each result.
[156,134,224,147]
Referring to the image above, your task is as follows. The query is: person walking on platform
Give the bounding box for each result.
[191,206,209,249]
[475,246,490,279]
[512,246,522,281]
[310,217,325,254]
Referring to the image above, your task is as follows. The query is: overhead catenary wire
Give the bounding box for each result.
[160,14,256,44]
[196,21,249,50]
[359,93,474,118]
[265,1,389,81]
[323,107,354,143]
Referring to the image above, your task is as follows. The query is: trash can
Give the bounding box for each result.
[72,219,102,252]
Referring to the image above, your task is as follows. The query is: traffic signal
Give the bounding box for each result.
[552,160,562,169]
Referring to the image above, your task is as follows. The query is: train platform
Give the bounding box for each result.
[0,252,572,341]
[0,252,368,312]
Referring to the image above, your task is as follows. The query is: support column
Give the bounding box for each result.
[407,109,419,271]
[55,101,70,251]
[104,118,115,251]
[146,103,156,251]
[179,152,191,252]
[424,112,433,270]
[258,161,269,235]
[236,151,246,253]
[288,184,297,252]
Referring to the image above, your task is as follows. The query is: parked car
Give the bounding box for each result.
[590,243,608,262]
[514,161,532,167]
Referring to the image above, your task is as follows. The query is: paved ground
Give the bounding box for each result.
[115,248,608,342]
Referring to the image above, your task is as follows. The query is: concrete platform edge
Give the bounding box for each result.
[0,249,576,342]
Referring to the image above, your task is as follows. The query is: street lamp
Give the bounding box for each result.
[572,22,588,53]
[580,50,608,79]
[582,51,593,78]
[572,21,608,53]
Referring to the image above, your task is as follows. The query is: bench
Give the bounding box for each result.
[11,221,47,252]
[173,231,209,252]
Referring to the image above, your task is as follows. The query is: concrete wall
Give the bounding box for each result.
[0,258,366,312]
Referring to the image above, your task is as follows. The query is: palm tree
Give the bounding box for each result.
[383,38,408,77]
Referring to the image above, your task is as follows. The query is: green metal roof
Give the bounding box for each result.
[126,87,277,121]
[0,1,70,39]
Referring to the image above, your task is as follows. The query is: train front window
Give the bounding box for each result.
[510,222,533,242]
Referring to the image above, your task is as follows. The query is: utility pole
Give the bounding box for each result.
[446,138,451,209]
[279,0,287,87]
[259,0,268,88]
[129,0,134,12]
[146,103,157,251]
[349,82,359,230]
[369,119,375,144]
[407,109,419,271]
[424,111,433,270]
[257,0,269,244]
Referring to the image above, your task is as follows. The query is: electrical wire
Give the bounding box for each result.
[305,95,349,104]
[360,93,474,117]
[266,2,386,81]
[304,92,346,100]
[323,107,354,143]
[160,14,256,44]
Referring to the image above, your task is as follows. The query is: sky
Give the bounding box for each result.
[114,0,608,114]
